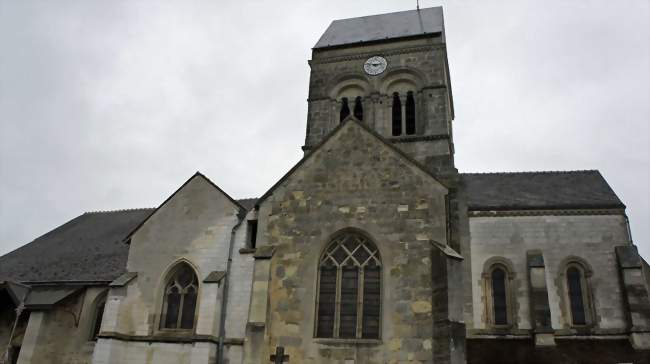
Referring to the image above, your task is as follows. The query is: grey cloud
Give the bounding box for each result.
[1,0,648,258]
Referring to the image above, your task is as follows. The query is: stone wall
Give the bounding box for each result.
[305,36,454,172]
[16,287,106,364]
[469,213,630,333]
[245,120,449,363]
[92,174,251,364]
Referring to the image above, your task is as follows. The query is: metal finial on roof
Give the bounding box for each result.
[417,0,420,10]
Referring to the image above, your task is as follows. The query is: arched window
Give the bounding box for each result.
[161,263,199,330]
[340,97,350,122]
[405,91,416,135]
[483,260,514,327]
[316,231,381,339]
[491,268,508,325]
[392,92,402,136]
[567,265,587,325]
[353,96,363,121]
[90,292,107,340]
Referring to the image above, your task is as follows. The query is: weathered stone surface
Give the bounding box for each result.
[247,120,448,363]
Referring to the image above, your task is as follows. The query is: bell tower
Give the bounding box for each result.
[304,7,456,175]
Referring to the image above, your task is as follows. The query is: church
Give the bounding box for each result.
[1,7,649,364]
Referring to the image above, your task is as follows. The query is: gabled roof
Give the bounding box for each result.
[0,192,257,284]
[461,170,625,211]
[123,172,247,242]
[314,7,444,49]
[256,116,448,207]
[0,209,153,283]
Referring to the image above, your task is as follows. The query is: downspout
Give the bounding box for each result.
[2,290,27,364]
[217,213,245,364]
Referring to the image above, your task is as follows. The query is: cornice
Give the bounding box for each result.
[98,331,244,345]
[468,208,626,217]
[389,134,450,143]
[310,44,446,65]
[302,133,449,151]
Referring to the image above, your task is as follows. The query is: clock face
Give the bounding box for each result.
[364,56,387,76]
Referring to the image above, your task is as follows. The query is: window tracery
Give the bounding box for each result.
[316,231,381,339]
[161,263,198,330]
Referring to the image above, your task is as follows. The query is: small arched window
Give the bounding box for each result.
[340,97,350,122]
[405,91,416,135]
[161,263,199,330]
[567,266,587,325]
[483,261,514,327]
[392,92,402,136]
[353,96,363,121]
[491,268,508,325]
[90,292,107,341]
[316,231,381,339]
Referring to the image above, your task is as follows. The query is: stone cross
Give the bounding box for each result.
[270,346,290,363]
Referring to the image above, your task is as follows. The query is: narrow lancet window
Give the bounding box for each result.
[567,267,586,325]
[161,263,199,330]
[340,97,350,122]
[405,91,415,135]
[392,93,402,136]
[491,268,508,325]
[353,96,363,121]
[316,231,381,339]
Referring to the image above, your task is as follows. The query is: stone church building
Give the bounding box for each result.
[1,7,649,364]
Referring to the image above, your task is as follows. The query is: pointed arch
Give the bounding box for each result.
[160,261,200,330]
[315,229,381,339]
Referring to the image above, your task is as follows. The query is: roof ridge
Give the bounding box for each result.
[461,169,598,176]
[83,208,155,215]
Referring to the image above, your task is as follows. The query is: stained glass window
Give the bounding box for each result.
[316,232,381,339]
[161,263,199,330]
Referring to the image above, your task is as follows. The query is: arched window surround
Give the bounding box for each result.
[314,228,382,340]
[557,257,595,328]
[481,257,516,328]
[157,259,201,332]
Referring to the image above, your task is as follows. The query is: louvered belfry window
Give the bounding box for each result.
[316,232,381,339]
[161,263,199,330]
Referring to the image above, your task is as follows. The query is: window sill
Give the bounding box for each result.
[239,248,256,254]
[314,338,382,346]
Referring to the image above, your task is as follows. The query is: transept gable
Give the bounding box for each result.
[257,116,448,208]
[124,172,244,244]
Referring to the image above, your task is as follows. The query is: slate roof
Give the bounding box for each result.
[314,7,444,49]
[0,196,258,284]
[0,209,153,283]
[461,170,625,211]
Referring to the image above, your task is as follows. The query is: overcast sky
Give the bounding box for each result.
[1,0,648,259]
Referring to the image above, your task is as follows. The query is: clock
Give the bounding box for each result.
[363,56,387,76]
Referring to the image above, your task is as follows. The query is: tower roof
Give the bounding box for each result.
[314,7,444,49]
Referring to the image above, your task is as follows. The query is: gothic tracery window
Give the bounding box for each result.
[161,263,199,330]
[316,231,381,339]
